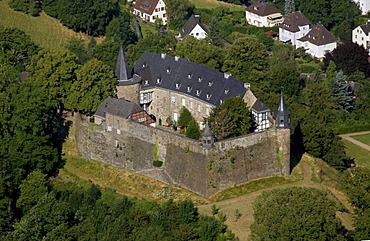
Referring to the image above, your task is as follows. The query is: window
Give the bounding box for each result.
[156,78,162,84]
[182,98,186,106]
[206,93,212,100]
[187,86,192,92]
[187,73,192,79]
[107,126,112,132]
[175,83,180,89]
[224,88,229,94]
[190,101,193,109]
[220,99,223,104]
[206,107,209,115]
[198,77,203,82]
[144,80,149,85]
[117,129,121,135]
[166,67,171,73]
[196,33,199,36]
[198,104,201,112]
[171,96,175,103]
[208,81,213,87]
[196,90,201,96]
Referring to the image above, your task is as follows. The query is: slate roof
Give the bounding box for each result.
[298,23,336,46]
[279,11,311,33]
[246,1,282,16]
[252,99,270,113]
[179,15,208,38]
[115,44,131,81]
[94,97,143,120]
[134,52,249,107]
[134,0,159,15]
[359,21,370,34]
[202,122,214,137]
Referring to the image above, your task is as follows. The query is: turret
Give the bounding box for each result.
[202,122,214,148]
[115,44,131,82]
[274,89,291,129]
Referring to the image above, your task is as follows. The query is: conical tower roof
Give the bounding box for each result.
[274,89,291,129]
[202,122,214,137]
[115,44,131,81]
[274,92,290,117]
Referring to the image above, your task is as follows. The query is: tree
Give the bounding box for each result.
[177,107,193,129]
[285,0,295,15]
[330,70,353,112]
[207,18,224,47]
[9,0,41,16]
[222,37,268,83]
[250,187,346,240]
[163,0,194,30]
[105,12,137,46]
[66,59,116,112]
[208,97,251,140]
[65,37,92,65]
[185,119,200,140]
[325,42,370,76]
[26,49,79,110]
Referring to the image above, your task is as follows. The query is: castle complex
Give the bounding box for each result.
[75,47,292,197]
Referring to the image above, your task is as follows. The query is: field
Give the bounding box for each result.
[343,139,370,168]
[189,0,244,11]
[0,0,102,49]
[351,133,370,146]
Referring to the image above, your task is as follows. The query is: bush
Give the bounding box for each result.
[153,160,163,167]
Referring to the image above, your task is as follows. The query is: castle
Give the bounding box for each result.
[75,47,292,197]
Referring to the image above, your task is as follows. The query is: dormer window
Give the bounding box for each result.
[156,78,162,84]
[196,89,201,96]
[198,77,203,82]
[220,99,223,104]
[187,73,192,79]
[166,67,171,74]
[187,86,192,93]
[144,80,149,86]
[224,88,229,94]
[206,93,212,100]
[142,62,147,67]
[175,83,180,89]
[208,81,213,87]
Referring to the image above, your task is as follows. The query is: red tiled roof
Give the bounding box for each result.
[246,1,281,16]
[134,0,159,15]
[279,11,311,33]
[298,23,336,46]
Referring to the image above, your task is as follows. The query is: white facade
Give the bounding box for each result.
[188,24,208,40]
[353,0,370,15]
[296,40,337,59]
[246,11,283,27]
[133,0,167,25]
[251,110,271,132]
[352,24,370,54]
[279,24,311,46]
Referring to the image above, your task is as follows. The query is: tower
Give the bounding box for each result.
[202,122,214,149]
[115,44,131,82]
[274,89,291,129]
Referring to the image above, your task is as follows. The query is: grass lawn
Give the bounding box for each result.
[342,139,370,168]
[189,0,244,12]
[0,0,103,50]
[351,133,370,146]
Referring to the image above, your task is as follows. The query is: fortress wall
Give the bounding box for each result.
[75,113,290,197]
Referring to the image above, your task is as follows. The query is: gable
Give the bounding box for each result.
[134,0,160,15]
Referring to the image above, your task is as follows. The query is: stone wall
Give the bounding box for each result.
[75,113,290,197]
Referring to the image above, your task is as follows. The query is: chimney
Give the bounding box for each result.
[161,53,166,59]
[175,56,180,61]
[224,72,231,79]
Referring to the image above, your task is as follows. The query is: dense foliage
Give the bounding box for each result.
[164,0,195,30]
[250,187,346,240]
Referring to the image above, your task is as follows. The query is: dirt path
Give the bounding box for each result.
[340,131,370,151]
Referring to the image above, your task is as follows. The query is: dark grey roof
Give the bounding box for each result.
[202,122,214,137]
[179,15,208,38]
[252,99,270,113]
[134,52,249,106]
[275,93,290,116]
[273,92,291,129]
[246,1,282,16]
[115,44,131,82]
[360,21,370,34]
[279,11,311,33]
[94,97,143,120]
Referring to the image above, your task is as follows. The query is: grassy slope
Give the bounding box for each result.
[343,139,370,168]
[189,0,244,11]
[0,0,102,50]
[351,133,370,146]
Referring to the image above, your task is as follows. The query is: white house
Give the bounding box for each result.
[133,0,167,25]
[279,11,312,46]
[296,23,337,59]
[352,21,370,54]
[178,15,208,40]
[352,0,370,15]
[246,1,283,27]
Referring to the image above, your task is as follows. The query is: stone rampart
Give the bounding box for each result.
[75,113,290,197]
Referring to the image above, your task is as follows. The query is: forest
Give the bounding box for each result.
[1,0,370,239]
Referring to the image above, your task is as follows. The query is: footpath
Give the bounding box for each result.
[340,131,370,152]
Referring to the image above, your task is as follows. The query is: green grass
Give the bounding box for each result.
[189,0,244,12]
[0,0,102,49]
[351,133,370,146]
[343,139,370,168]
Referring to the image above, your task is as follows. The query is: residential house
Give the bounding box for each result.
[296,23,337,59]
[246,1,283,27]
[116,51,271,132]
[94,96,155,129]
[133,0,167,25]
[279,11,312,46]
[352,20,370,54]
[178,15,208,40]
[352,0,370,15]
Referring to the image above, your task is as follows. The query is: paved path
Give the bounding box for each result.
[340,131,370,152]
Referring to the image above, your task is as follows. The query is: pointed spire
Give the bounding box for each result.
[115,44,131,82]
[202,122,214,148]
[274,87,291,129]
[202,122,213,137]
